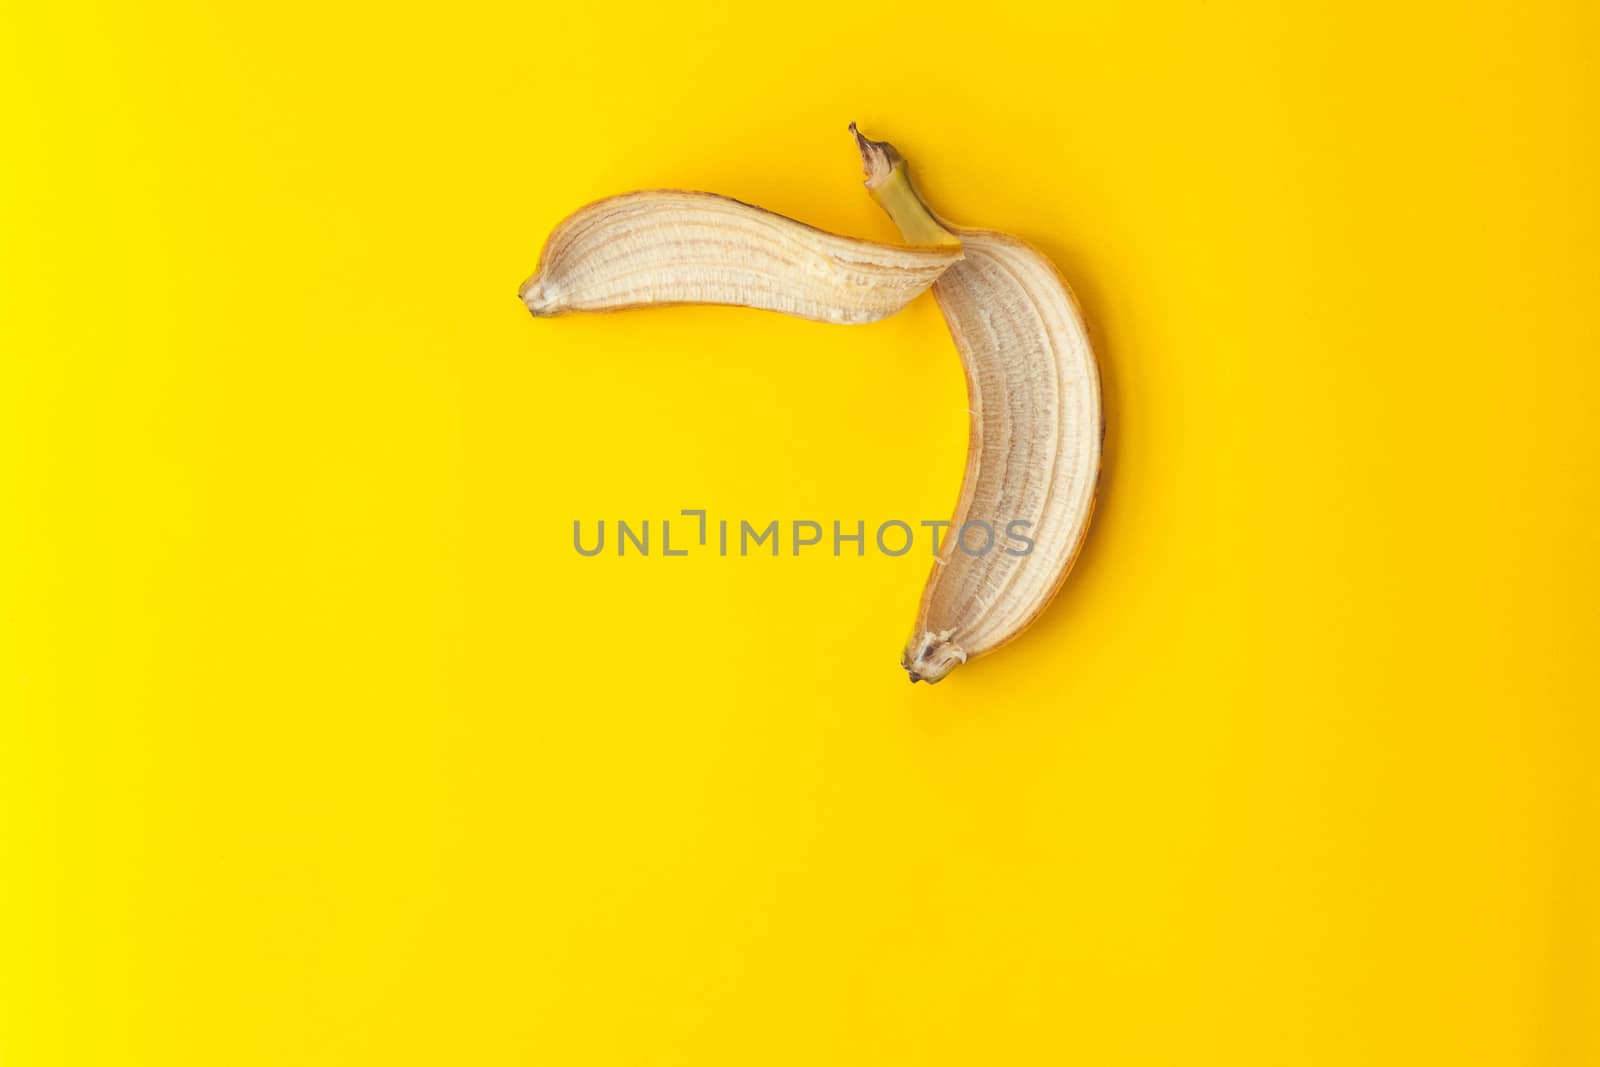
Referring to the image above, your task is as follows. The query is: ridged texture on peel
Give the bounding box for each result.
[907,229,1101,681]
[852,129,1102,684]
[519,190,961,324]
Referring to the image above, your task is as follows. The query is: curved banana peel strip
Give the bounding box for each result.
[853,126,1103,684]
[520,190,961,324]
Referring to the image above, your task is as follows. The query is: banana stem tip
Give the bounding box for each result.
[849,122,902,190]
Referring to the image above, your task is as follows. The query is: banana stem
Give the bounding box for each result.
[851,123,960,248]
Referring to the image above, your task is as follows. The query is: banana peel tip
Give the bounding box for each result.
[850,122,902,190]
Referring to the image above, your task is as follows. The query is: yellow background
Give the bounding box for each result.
[3,0,1596,1062]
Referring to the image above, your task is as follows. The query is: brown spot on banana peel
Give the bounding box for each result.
[853,126,1104,684]
[519,189,961,324]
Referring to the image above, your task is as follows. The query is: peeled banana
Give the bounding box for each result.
[852,126,1102,684]
[518,131,1101,686]
[519,190,961,324]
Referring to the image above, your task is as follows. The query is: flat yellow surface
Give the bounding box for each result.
[3,0,1597,1063]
